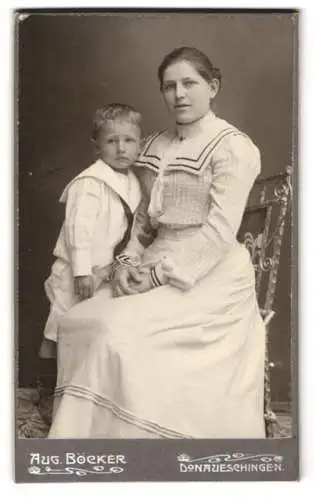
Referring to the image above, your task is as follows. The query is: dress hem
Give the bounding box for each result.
[54,385,193,439]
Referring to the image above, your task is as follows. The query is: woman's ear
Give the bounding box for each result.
[209,78,220,99]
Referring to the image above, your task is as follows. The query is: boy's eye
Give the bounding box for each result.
[106,138,116,144]
[126,137,135,143]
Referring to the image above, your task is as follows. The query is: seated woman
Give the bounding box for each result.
[48,47,266,439]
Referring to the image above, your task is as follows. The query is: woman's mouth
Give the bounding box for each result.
[175,105,191,112]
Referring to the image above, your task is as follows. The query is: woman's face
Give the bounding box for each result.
[161,60,218,124]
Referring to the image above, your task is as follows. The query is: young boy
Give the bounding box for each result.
[38,103,142,359]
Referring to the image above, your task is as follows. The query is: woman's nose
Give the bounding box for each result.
[175,83,186,99]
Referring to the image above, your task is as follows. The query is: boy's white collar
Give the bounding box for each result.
[59,159,140,212]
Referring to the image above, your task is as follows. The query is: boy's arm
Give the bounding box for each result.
[64,178,101,276]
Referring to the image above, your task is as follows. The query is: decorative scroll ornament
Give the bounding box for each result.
[28,465,124,476]
[243,232,262,270]
[273,166,293,203]
[177,453,283,464]
[243,232,274,273]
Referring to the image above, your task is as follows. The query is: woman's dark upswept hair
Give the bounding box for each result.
[158,46,222,90]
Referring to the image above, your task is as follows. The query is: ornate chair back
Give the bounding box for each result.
[237,166,293,437]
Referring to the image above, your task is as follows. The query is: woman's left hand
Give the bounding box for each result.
[113,268,153,297]
[127,272,153,294]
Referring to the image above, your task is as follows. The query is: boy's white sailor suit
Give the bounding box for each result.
[43,159,141,343]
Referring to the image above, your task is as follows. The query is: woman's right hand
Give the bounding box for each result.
[112,266,143,297]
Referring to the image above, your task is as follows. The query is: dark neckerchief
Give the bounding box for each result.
[113,194,134,258]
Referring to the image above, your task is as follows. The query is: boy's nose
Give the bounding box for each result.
[117,141,126,153]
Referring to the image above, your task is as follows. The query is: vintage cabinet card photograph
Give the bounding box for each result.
[14,9,299,482]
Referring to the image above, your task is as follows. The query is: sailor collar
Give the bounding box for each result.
[134,115,240,176]
[59,159,140,212]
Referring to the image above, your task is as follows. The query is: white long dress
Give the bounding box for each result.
[48,111,266,439]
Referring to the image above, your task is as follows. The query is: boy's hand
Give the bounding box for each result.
[74,275,94,301]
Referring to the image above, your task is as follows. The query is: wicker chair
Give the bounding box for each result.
[237,166,293,437]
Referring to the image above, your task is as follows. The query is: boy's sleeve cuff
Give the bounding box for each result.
[71,248,92,276]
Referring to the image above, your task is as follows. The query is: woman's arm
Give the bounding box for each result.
[155,134,261,290]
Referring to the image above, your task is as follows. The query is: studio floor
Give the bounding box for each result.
[16,388,293,439]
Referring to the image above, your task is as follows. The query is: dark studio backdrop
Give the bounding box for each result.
[17,12,295,405]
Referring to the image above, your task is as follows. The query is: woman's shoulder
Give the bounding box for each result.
[134,130,170,174]
[209,118,261,176]
[140,130,169,151]
[214,117,260,157]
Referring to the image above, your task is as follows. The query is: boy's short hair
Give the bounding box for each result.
[92,103,142,141]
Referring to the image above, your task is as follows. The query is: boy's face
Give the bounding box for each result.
[96,119,141,172]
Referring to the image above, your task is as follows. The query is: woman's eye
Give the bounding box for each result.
[126,137,135,143]
[184,81,195,88]
[162,83,174,92]
[106,138,115,144]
